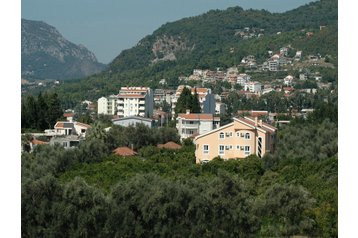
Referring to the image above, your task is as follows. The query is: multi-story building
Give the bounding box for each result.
[176,111,220,140]
[194,117,277,163]
[97,95,117,115]
[171,85,215,117]
[244,82,262,93]
[117,87,154,118]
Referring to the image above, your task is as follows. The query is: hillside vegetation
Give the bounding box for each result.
[22,103,338,237]
[23,0,337,105]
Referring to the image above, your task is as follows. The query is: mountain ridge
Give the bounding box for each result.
[22,19,106,80]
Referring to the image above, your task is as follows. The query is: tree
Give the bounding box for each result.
[191,88,201,113]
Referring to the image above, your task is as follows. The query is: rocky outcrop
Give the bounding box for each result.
[151,35,194,63]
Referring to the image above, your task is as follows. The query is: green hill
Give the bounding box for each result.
[24,0,337,105]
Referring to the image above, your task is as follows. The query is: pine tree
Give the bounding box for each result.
[191,88,201,113]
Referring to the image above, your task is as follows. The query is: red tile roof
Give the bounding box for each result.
[31,138,48,145]
[64,113,74,117]
[113,147,137,157]
[157,141,182,150]
[74,122,91,128]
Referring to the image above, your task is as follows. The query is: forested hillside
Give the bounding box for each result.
[22,0,337,105]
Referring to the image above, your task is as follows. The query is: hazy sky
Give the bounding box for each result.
[22,0,316,64]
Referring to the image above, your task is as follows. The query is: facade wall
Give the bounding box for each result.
[194,120,275,163]
[113,118,152,128]
[97,97,108,114]
[203,94,216,114]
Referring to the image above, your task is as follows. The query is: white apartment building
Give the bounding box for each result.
[244,82,262,93]
[176,111,220,140]
[117,87,154,118]
[97,95,117,115]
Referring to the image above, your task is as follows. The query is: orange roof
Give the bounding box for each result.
[75,122,91,128]
[157,141,182,150]
[31,138,48,145]
[113,147,137,156]
[54,121,66,128]
[191,88,208,94]
[242,117,277,132]
[177,113,214,120]
[64,113,74,117]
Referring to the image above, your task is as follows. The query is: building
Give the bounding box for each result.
[112,116,153,128]
[268,59,279,71]
[284,75,294,86]
[117,87,154,118]
[237,73,251,86]
[176,112,220,140]
[45,121,91,138]
[194,117,277,163]
[244,82,262,93]
[49,135,83,149]
[97,95,117,115]
[215,102,227,115]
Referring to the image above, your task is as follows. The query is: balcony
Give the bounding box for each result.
[181,123,199,129]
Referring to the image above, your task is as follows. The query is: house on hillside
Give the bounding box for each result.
[194,117,277,163]
[45,121,91,138]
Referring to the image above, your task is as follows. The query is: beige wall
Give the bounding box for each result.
[195,120,275,163]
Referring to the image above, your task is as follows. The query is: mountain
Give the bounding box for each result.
[26,0,337,104]
[21,19,106,80]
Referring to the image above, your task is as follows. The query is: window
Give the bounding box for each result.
[225,145,232,150]
[219,145,225,155]
[219,132,225,139]
[225,132,232,137]
[245,146,250,155]
[245,133,251,139]
[240,133,245,138]
[236,132,240,137]
[236,145,240,150]
[203,145,209,154]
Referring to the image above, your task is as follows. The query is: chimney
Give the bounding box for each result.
[186,109,190,114]
[259,119,263,127]
[255,117,258,126]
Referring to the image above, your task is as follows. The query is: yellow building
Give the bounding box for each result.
[194,117,277,163]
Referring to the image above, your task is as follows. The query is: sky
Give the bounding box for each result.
[22,0,316,64]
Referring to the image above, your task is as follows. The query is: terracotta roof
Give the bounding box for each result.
[75,122,91,128]
[243,117,277,132]
[191,88,208,94]
[54,121,67,128]
[177,113,214,120]
[64,113,74,117]
[31,138,48,145]
[113,147,137,156]
[157,141,182,150]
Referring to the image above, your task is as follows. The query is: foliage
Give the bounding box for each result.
[174,86,201,114]
[21,92,63,131]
